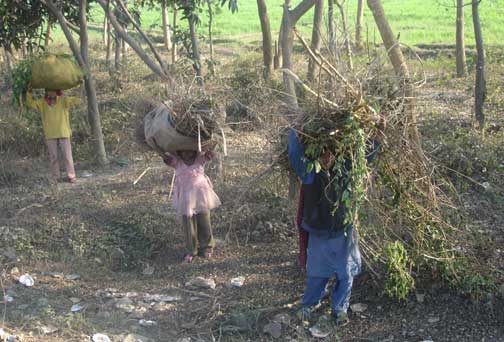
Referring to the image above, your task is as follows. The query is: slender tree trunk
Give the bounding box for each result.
[355,0,364,50]
[472,0,485,129]
[328,0,337,58]
[162,0,172,50]
[114,34,121,70]
[103,16,108,46]
[273,40,280,69]
[188,14,203,83]
[116,0,167,71]
[307,0,324,82]
[106,20,112,66]
[280,0,316,108]
[456,0,467,77]
[45,18,53,48]
[3,47,13,86]
[79,0,108,165]
[43,0,107,165]
[367,0,409,79]
[122,28,127,57]
[367,0,419,146]
[256,0,273,79]
[172,6,178,63]
[207,0,214,61]
[335,0,353,70]
[281,0,297,108]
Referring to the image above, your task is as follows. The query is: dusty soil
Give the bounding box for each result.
[1,124,503,342]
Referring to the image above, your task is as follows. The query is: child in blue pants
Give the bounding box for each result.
[288,128,380,322]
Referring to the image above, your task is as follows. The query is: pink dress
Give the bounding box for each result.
[166,152,221,217]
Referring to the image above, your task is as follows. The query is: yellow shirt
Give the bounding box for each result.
[26,93,81,139]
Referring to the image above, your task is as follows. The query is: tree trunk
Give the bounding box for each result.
[256,0,273,79]
[280,0,316,108]
[355,0,364,50]
[162,0,172,50]
[43,0,108,165]
[97,0,170,80]
[207,0,214,61]
[273,40,280,69]
[472,0,485,129]
[367,0,419,146]
[3,47,13,86]
[103,16,108,46]
[114,34,121,70]
[106,20,112,66]
[328,0,337,59]
[335,0,353,70]
[116,0,167,71]
[367,0,409,79]
[45,18,53,48]
[79,0,108,165]
[456,0,467,77]
[122,28,127,57]
[188,14,203,83]
[307,0,324,82]
[172,6,178,63]
[281,1,297,108]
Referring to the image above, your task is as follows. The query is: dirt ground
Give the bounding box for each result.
[1,124,503,342]
[1,46,504,342]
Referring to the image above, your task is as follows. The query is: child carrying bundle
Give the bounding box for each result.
[141,98,223,263]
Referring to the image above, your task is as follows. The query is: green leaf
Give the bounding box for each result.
[306,162,314,174]
[314,160,321,174]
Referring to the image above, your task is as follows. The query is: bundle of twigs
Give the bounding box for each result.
[170,97,217,141]
[275,30,492,299]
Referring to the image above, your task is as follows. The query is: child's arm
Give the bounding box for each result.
[198,150,215,165]
[288,128,315,184]
[25,87,42,112]
[162,152,178,168]
[64,96,81,109]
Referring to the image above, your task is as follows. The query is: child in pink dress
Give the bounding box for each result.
[163,149,221,262]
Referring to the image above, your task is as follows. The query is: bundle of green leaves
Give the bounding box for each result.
[300,103,382,226]
[12,57,35,106]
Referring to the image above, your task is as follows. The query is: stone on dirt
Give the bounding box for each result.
[350,303,368,313]
[92,333,111,342]
[185,276,216,289]
[122,333,155,342]
[263,322,282,339]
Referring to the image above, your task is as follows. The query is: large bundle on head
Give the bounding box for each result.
[31,54,83,90]
[12,53,83,105]
[139,97,220,155]
[276,30,490,300]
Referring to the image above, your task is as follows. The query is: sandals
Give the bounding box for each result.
[183,254,194,263]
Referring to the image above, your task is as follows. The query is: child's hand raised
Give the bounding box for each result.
[162,152,174,166]
[202,140,218,152]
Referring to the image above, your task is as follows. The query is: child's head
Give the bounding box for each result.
[178,150,197,164]
[319,149,335,170]
[45,89,62,97]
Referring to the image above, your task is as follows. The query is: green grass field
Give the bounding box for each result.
[75,0,504,47]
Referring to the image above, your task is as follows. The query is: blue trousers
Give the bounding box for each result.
[301,275,354,314]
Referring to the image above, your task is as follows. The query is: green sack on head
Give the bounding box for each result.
[31,54,83,90]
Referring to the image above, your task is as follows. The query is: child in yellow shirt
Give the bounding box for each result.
[26,86,81,183]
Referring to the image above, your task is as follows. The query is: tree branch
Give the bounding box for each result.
[41,0,85,69]
[115,0,167,70]
[95,0,171,81]
[290,0,316,23]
